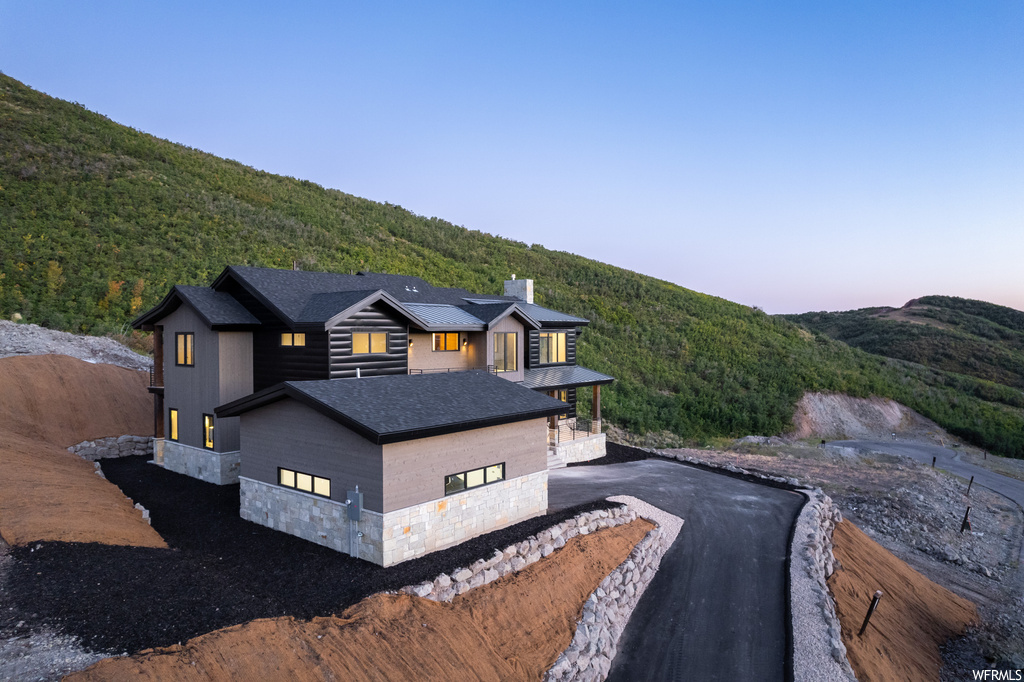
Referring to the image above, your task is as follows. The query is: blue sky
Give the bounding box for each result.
[2,1,1022,313]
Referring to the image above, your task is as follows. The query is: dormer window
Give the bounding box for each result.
[281,332,306,347]
[432,333,460,351]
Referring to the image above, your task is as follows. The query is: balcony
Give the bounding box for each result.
[408,365,497,375]
[549,417,602,445]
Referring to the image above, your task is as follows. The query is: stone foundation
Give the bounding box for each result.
[68,435,153,460]
[238,470,548,566]
[161,441,240,485]
[554,433,606,464]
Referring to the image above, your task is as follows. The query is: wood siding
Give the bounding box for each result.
[329,303,408,379]
[527,327,577,369]
[162,306,224,451]
[381,418,548,513]
[487,315,525,382]
[239,399,385,511]
[216,331,253,452]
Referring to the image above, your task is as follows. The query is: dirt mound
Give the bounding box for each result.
[828,520,977,682]
[68,518,654,681]
[0,320,151,372]
[0,355,164,547]
[0,354,151,446]
[791,392,944,441]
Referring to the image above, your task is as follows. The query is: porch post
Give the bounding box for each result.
[592,384,601,434]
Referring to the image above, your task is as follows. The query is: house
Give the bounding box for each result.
[133,266,613,565]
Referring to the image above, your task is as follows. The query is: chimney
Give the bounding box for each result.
[504,275,533,304]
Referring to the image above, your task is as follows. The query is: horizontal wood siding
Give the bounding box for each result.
[329,303,408,379]
[239,400,384,511]
[528,327,577,369]
[381,418,548,513]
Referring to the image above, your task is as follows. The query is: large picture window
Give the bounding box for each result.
[432,332,460,351]
[203,414,214,449]
[175,332,194,366]
[539,332,567,364]
[353,332,388,354]
[278,467,331,498]
[445,463,505,495]
[493,332,517,372]
[168,408,179,441]
[281,332,306,347]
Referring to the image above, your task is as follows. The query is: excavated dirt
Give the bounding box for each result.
[0,355,163,547]
[828,520,977,682]
[67,519,654,681]
[791,391,945,442]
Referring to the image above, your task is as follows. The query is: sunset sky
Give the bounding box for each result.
[2,1,1021,313]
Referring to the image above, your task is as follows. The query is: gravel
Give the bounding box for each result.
[0,455,617,656]
[0,320,151,372]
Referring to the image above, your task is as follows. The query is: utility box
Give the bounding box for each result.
[347,489,363,521]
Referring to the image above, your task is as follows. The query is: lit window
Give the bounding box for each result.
[539,332,567,364]
[353,332,388,354]
[445,463,505,496]
[203,414,214,449]
[169,409,179,441]
[551,389,570,419]
[278,467,331,498]
[281,332,306,347]
[175,333,194,366]
[493,332,517,372]
[432,332,460,351]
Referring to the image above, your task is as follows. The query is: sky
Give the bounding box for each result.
[2,1,1022,314]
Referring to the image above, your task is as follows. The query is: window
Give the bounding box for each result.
[493,332,517,372]
[278,467,331,498]
[551,389,570,419]
[353,332,388,354]
[281,332,306,347]
[175,332,194,366]
[444,462,505,495]
[168,409,179,441]
[203,414,214,449]
[432,332,460,351]
[539,332,567,364]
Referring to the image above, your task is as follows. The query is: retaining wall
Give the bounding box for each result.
[555,433,607,464]
[162,441,240,485]
[67,435,152,460]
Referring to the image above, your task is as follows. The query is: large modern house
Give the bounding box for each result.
[133,266,613,565]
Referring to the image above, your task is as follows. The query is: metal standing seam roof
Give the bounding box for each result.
[520,303,589,325]
[402,303,487,327]
[521,365,615,391]
[216,371,569,444]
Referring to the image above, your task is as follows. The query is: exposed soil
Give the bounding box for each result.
[67,518,654,681]
[0,320,152,372]
[0,355,163,547]
[828,520,977,682]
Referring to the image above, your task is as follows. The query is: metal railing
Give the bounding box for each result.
[549,418,601,445]
[409,365,497,375]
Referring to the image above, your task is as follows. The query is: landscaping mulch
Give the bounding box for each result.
[0,456,617,655]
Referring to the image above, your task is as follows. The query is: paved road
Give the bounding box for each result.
[548,460,805,682]
[831,439,1024,566]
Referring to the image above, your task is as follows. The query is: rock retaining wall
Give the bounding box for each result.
[68,435,153,460]
[555,433,607,464]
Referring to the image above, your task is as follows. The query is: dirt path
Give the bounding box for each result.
[828,520,977,682]
[0,355,164,547]
[67,518,654,681]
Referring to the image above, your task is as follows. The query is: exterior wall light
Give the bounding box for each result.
[408,339,413,348]
[463,338,468,348]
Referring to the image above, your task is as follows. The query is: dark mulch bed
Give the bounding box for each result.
[0,456,617,655]
[566,440,662,467]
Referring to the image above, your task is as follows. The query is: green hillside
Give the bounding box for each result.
[787,297,1024,390]
[3,72,1024,457]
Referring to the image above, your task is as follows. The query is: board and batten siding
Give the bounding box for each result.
[527,327,577,369]
[380,418,548,513]
[216,331,253,451]
[238,399,385,511]
[329,303,408,379]
[162,306,223,451]
[486,315,525,382]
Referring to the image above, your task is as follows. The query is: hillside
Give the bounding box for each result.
[787,297,1024,391]
[2,72,1024,457]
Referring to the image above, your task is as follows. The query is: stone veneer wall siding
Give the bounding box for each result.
[162,440,240,485]
[554,433,606,464]
[68,435,153,460]
[239,470,548,567]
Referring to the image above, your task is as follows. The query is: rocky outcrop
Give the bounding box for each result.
[0,320,151,372]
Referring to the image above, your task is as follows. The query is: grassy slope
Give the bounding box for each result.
[787,297,1024,391]
[3,73,1024,457]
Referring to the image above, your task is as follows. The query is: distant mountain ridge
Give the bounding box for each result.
[786,296,1024,391]
[2,72,1023,457]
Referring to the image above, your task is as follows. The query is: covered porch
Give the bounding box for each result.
[520,366,614,468]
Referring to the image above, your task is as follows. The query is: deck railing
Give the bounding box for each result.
[549,418,601,445]
[409,365,497,375]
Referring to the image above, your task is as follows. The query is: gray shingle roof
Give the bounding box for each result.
[217,371,568,444]
[299,290,380,324]
[132,285,261,329]
[521,365,615,390]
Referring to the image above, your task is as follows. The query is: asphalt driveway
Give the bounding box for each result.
[548,459,805,682]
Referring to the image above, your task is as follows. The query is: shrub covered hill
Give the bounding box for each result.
[2,72,1023,458]
[787,298,1024,391]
